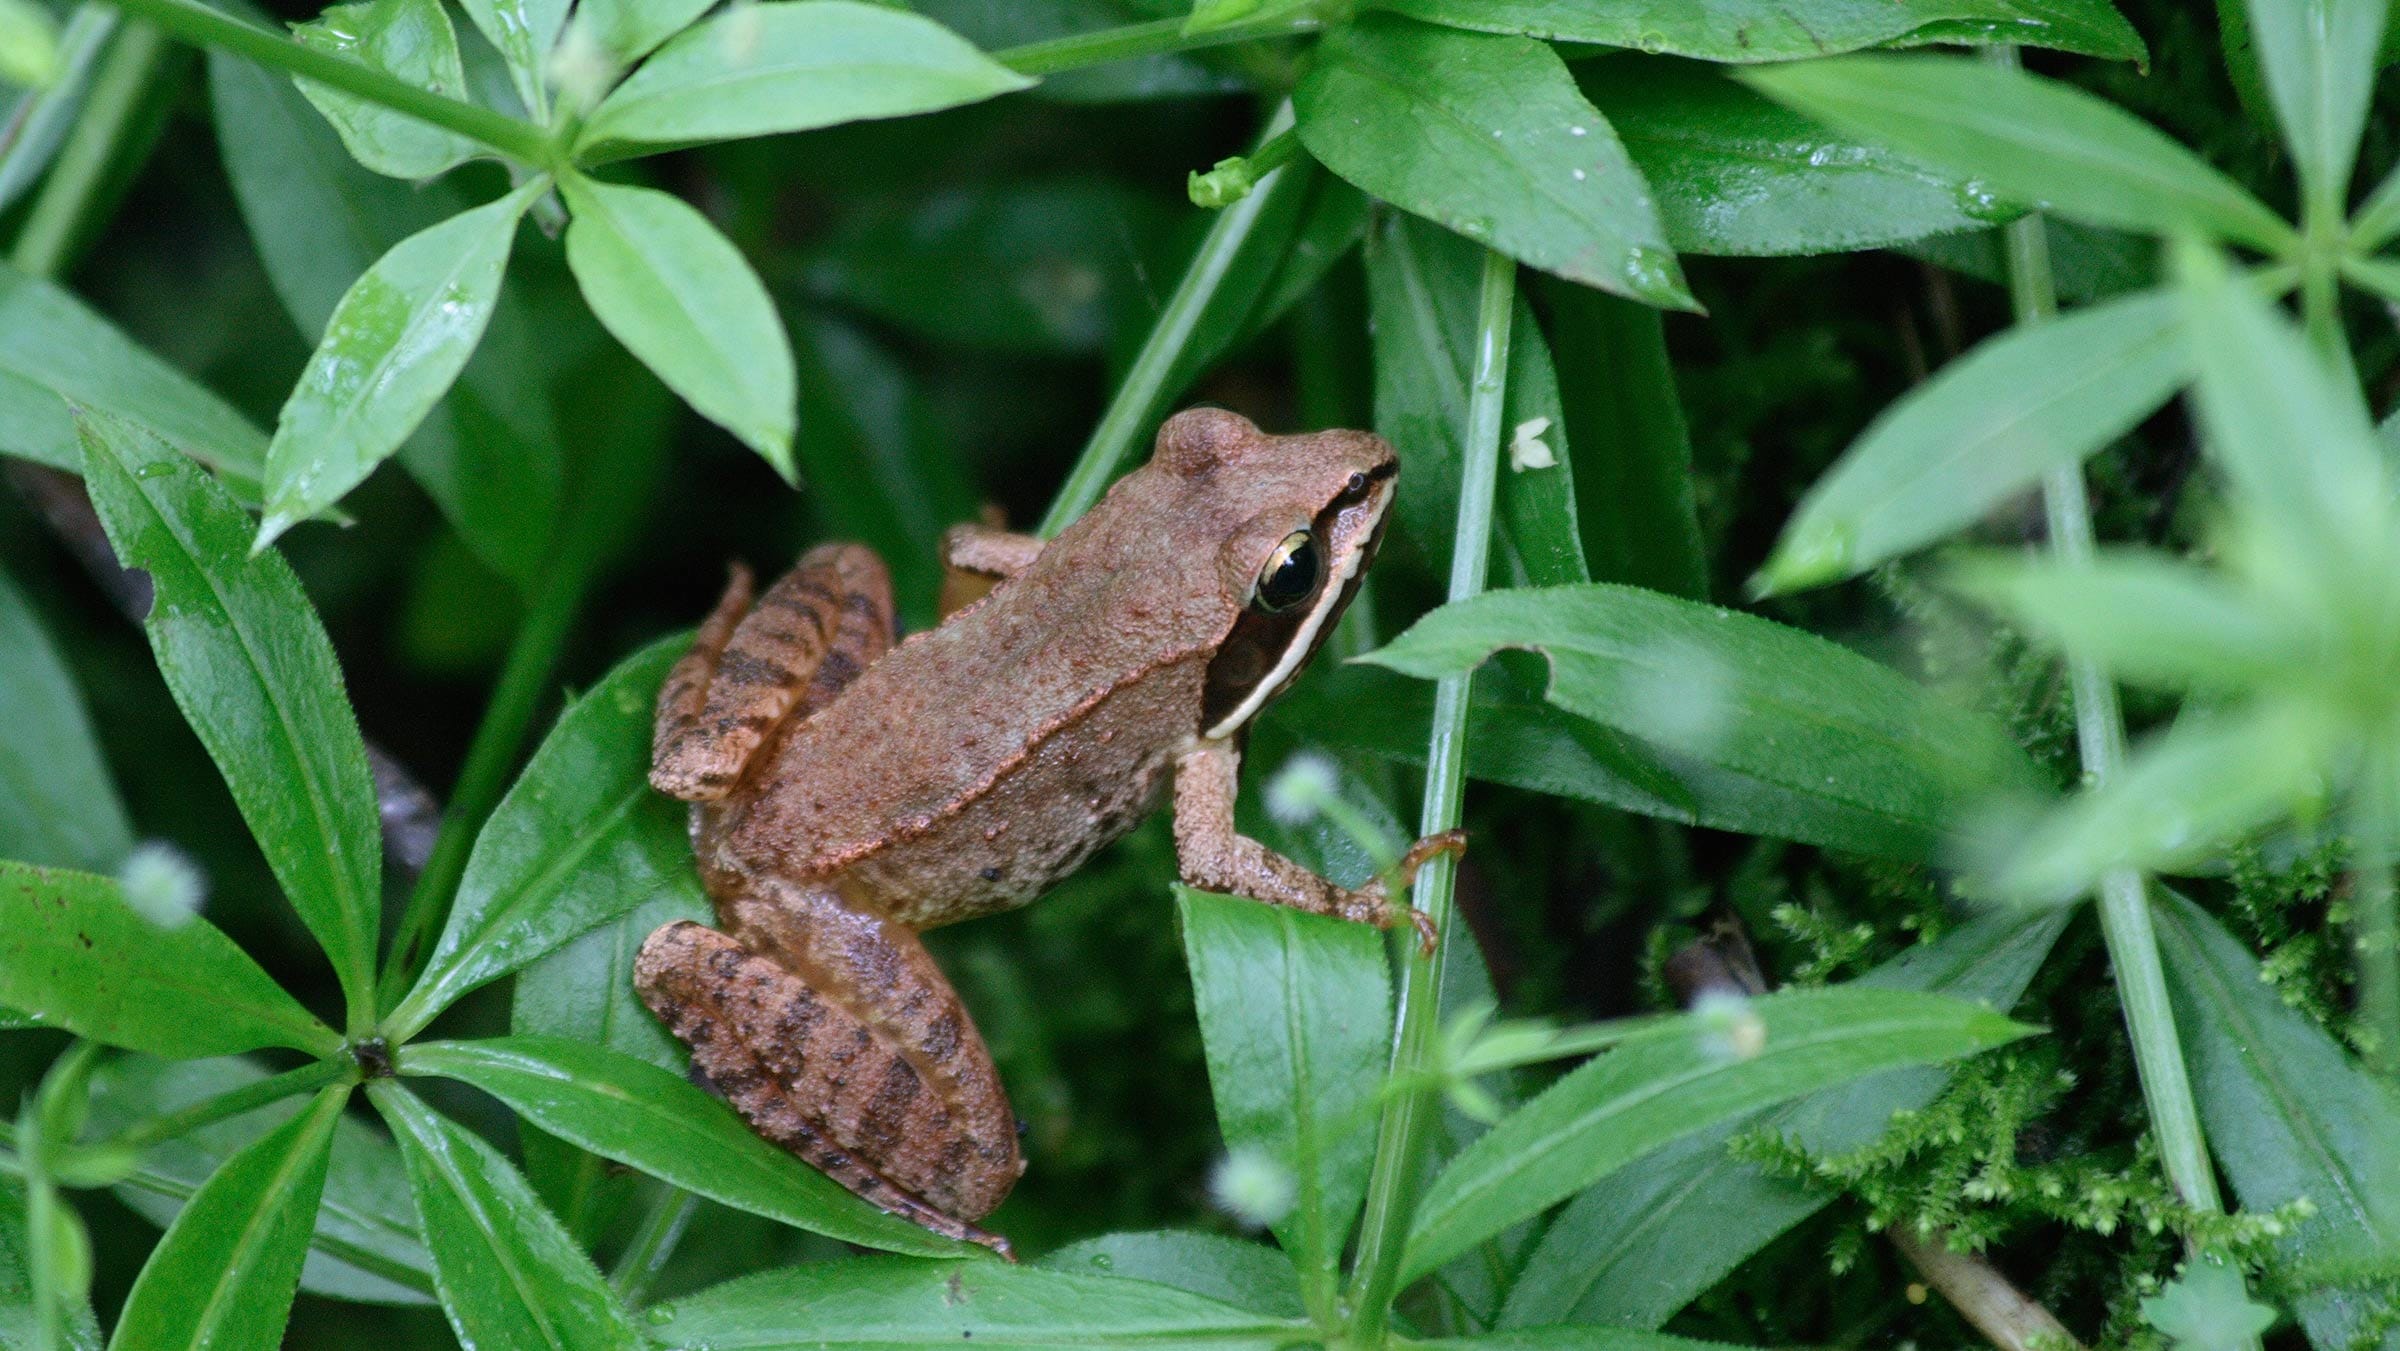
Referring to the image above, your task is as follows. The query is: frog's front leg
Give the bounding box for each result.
[634,878,1023,1256]
[652,543,894,801]
[1171,741,1462,953]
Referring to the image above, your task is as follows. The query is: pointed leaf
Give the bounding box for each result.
[212,48,563,586]
[575,0,1032,157]
[1592,57,2010,257]
[90,1056,434,1306]
[258,181,540,548]
[0,1176,101,1350]
[1740,56,2293,252]
[370,1082,640,1351]
[2156,889,2400,1349]
[1177,887,1390,1275]
[512,892,702,1071]
[1413,1332,1754,1351]
[456,0,567,114]
[2246,0,2385,202]
[78,410,379,1021]
[560,174,796,478]
[405,1035,969,1256]
[571,0,713,66]
[107,1086,345,1351]
[292,0,476,178]
[646,1257,1305,1349]
[1758,289,2188,593]
[1379,0,2145,63]
[1400,987,2034,1281]
[391,636,695,1037]
[1299,15,1692,307]
[1950,550,2304,692]
[0,862,337,1058]
[1038,1232,1305,1319]
[1503,908,2069,1329]
[0,262,265,494]
[1364,584,2044,850]
[0,566,131,871]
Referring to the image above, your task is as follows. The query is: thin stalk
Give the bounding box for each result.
[2356,755,2399,1078]
[96,0,551,164]
[21,1113,62,1351]
[610,1187,699,1306]
[8,18,161,278]
[0,6,121,216]
[2300,181,2356,382]
[1346,248,1516,1342]
[1984,36,2233,1243]
[104,1058,351,1153]
[1035,102,1295,536]
[995,15,1319,79]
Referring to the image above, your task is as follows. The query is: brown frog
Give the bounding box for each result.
[634,408,1461,1257]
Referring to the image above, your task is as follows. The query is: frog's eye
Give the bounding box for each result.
[1252,530,1322,614]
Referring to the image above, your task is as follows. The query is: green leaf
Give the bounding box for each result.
[0,566,132,871]
[560,173,796,480]
[2348,156,2400,252]
[0,261,265,494]
[370,1082,641,1350]
[0,7,119,215]
[2246,0,2386,203]
[1037,1232,1305,1319]
[1163,162,1373,397]
[0,0,58,88]
[1364,213,1589,584]
[90,1056,434,1306]
[913,0,1244,105]
[1298,15,1692,307]
[1399,987,2035,1281]
[2141,1252,2278,1351]
[1949,550,2303,693]
[1409,1331,1754,1351]
[291,0,477,179]
[107,1086,345,1351]
[1591,56,2005,257]
[1756,289,2188,594]
[390,635,691,1038]
[801,179,1175,356]
[257,180,541,550]
[1903,216,2157,304]
[1983,707,2335,903]
[457,0,567,115]
[0,1176,101,1351]
[646,1256,1307,1348]
[1739,56,2294,253]
[405,1035,970,1256]
[1177,887,1389,1276]
[2155,890,2400,1348]
[0,861,337,1058]
[1376,0,2146,62]
[1502,908,2069,1329]
[571,0,714,65]
[79,409,380,1024]
[209,47,563,588]
[512,892,703,1073]
[1538,278,1706,599]
[2177,239,2388,579]
[575,0,1033,157]
[1364,584,2044,850]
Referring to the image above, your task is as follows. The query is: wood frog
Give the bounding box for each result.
[634,408,1461,1256]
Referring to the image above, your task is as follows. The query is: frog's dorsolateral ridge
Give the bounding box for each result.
[634,407,1463,1256]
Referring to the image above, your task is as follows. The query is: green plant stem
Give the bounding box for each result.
[2357,758,2400,1078]
[1345,247,1516,1343]
[94,0,551,164]
[1035,102,1296,536]
[378,454,645,1016]
[20,1111,62,1351]
[610,1187,699,1306]
[103,1058,351,1154]
[1985,38,2232,1244]
[8,17,161,279]
[995,15,1319,79]
[2299,182,2355,381]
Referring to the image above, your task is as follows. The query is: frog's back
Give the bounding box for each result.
[708,508,1231,926]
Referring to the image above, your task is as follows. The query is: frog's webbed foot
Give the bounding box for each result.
[632,882,1023,1257]
[1172,742,1464,955]
[652,543,895,801]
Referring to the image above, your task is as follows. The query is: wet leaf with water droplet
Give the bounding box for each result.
[291,0,477,179]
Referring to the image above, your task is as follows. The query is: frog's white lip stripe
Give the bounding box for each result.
[1202,477,1393,741]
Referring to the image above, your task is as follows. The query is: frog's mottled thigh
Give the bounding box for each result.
[652,543,894,801]
[632,880,1022,1255]
[1171,741,1458,952]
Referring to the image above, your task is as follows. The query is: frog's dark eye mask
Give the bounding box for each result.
[1200,469,1395,739]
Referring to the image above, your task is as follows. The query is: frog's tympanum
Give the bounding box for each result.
[635,408,1461,1256]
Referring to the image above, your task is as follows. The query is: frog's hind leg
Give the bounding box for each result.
[632,882,1023,1256]
[652,543,895,801]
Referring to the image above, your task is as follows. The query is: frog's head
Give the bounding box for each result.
[1148,407,1397,739]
